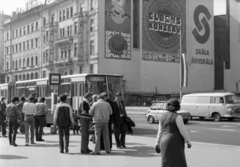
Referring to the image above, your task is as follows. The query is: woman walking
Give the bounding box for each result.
[155,99,192,167]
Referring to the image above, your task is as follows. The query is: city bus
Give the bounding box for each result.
[0,73,123,126]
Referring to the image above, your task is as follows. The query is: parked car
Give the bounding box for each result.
[146,101,191,124]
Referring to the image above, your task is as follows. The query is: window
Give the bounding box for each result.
[36,21,38,30]
[46,50,49,61]
[67,8,69,18]
[15,60,18,69]
[31,57,33,66]
[6,62,9,70]
[31,73,34,79]
[6,47,8,55]
[70,25,72,35]
[27,25,30,33]
[43,17,46,27]
[27,58,29,66]
[35,38,38,47]
[35,72,38,79]
[23,58,25,67]
[61,48,64,58]
[43,71,46,78]
[19,59,21,68]
[90,64,94,73]
[19,43,21,52]
[43,34,46,43]
[65,47,67,58]
[80,4,84,13]
[31,23,34,32]
[79,66,82,73]
[7,32,9,40]
[35,56,38,65]
[23,42,25,50]
[12,61,14,69]
[27,73,29,80]
[19,75,21,80]
[214,97,224,104]
[31,39,34,48]
[63,28,65,37]
[16,29,18,37]
[68,47,71,57]
[90,0,94,10]
[90,19,94,32]
[59,11,62,21]
[16,45,18,53]
[19,28,22,36]
[70,7,73,17]
[80,23,83,33]
[74,22,78,34]
[70,67,73,75]
[27,41,29,50]
[43,51,45,63]
[23,74,25,80]
[74,43,77,56]
[67,26,70,36]
[12,31,14,38]
[46,31,49,41]
[90,41,94,55]
[63,10,65,20]
[23,27,26,35]
[51,14,55,23]
[60,29,62,38]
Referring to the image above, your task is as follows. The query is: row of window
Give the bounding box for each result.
[5,38,39,55]
[6,21,39,40]
[59,6,74,21]
[9,72,39,82]
[5,56,38,70]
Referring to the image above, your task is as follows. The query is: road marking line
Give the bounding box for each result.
[221,125,235,128]
[190,131,199,133]
[207,128,235,132]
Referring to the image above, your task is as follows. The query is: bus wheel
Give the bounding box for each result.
[228,118,234,121]
[213,113,221,122]
[199,117,205,120]
[148,116,155,123]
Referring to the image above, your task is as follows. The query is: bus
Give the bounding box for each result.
[0,73,123,126]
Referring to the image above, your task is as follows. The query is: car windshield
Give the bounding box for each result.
[225,95,240,104]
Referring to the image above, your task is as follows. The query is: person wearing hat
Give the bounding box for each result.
[78,92,93,154]
[112,92,128,149]
[35,97,48,141]
[89,92,112,155]
[155,98,191,167]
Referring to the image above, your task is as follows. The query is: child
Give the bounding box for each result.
[72,111,80,134]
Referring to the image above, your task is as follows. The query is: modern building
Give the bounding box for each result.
[2,0,216,105]
[0,12,11,83]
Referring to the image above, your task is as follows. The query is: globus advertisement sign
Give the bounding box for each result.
[105,0,131,60]
[142,0,186,63]
[188,0,214,65]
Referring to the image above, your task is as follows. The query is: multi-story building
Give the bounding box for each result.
[0,12,11,83]
[3,0,217,106]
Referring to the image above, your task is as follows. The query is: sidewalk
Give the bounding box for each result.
[1,129,240,167]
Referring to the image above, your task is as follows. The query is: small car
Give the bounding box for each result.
[146,102,191,124]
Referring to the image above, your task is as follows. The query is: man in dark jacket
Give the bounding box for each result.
[112,92,127,149]
[6,97,20,146]
[78,92,93,154]
[17,96,26,134]
[0,97,7,137]
[53,94,74,153]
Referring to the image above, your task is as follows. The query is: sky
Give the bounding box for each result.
[0,0,226,16]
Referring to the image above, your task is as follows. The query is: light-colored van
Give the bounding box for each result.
[181,92,240,121]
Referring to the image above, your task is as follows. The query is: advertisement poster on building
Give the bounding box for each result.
[142,0,186,63]
[105,0,131,60]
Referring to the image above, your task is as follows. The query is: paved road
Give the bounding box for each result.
[129,114,240,146]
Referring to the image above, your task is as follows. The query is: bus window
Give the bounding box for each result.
[18,88,26,97]
[59,84,71,96]
[107,76,122,100]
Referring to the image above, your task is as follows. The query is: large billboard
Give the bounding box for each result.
[188,0,214,66]
[105,0,131,60]
[142,0,186,63]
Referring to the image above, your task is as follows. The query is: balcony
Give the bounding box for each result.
[72,56,84,65]
[53,58,73,69]
[73,12,83,18]
[43,60,54,69]
[55,36,73,47]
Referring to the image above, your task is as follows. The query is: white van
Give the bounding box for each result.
[181,92,240,121]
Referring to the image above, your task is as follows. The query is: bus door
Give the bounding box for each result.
[72,82,85,111]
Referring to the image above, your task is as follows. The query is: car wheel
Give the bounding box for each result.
[148,116,155,123]
[228,118,234,121]
[199,117,205,120]
[183,119,188,124]
[213,113,221,122]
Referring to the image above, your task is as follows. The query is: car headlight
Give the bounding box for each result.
[227,108,234,114]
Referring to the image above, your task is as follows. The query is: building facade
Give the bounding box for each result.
[2,0,216,106]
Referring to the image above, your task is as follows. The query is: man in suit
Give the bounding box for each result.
[112,92,127,149]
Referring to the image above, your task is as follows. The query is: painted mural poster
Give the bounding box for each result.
[105,0,131,60]
[142,0,186,63]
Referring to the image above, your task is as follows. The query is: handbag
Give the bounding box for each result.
[155,145,161,154]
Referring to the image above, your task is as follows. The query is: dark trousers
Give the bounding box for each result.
[114,117,126,147]
[58,126,70,152]
[35,116,45,140]
[80,117,90,151]
[8,119,18,145]
[0,122,6,136]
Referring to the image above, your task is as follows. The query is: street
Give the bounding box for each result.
[129,114,240,146]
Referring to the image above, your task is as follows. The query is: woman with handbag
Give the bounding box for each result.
[155,99,192,167]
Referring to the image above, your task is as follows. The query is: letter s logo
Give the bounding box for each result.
[192,5,212,44]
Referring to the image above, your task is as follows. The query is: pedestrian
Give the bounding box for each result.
[35,97,48,141]
[89,92,112,155]
[72,110,80,134]
[77,92,93,154]
[31,93,38,103]
[155,98,192,167]
[53,94,75,153]
[112,92,128,149]
[89,94,99,143]
[22,96,36,146]
[0,97,7,137]
[17,96,26,134]
[6,97,20,146]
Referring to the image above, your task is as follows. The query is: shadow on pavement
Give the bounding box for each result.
[0,154,28,160]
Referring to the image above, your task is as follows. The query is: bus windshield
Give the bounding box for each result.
[225,95,240,104]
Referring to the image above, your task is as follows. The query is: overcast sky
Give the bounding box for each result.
[0,0,226,16]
